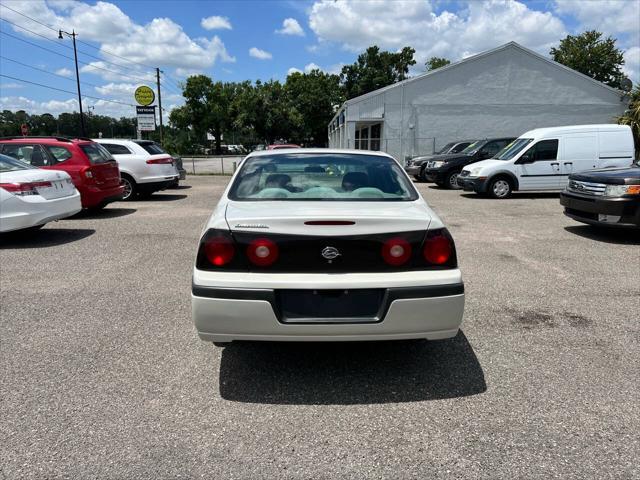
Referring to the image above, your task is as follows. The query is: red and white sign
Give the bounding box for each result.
[20,123,28,136]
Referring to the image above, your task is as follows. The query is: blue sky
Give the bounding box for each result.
[0,0,638,118]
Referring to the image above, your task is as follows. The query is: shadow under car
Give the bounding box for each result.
[0,228,95,249]
[218,331,486,405]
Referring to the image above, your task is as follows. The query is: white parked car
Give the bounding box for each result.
[192,149,465,346]
[0,153,81,233]
[457,124,635,198]
[94,139,179,200]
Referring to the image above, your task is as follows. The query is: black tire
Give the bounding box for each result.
[213,342,230,347]
[120,174,137,201]
[445,171,462,190]
[487,176,513,199]
[419,166,430,182]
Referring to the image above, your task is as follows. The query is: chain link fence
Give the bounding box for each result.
[181,155,244,175]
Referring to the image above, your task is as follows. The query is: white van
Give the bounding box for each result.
[457,125,635,198]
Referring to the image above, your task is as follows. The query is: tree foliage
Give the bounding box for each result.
[618,85,640,159]
[550,30,626,89]
[340,46,416,99]
[426,57,451,71]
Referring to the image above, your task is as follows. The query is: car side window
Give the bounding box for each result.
[2,144,51,166]
[480,142,501,158]
[529,140,559,161]
[45,146,73,163]
[102,143,132,155]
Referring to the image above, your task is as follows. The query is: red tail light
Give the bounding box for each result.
[146,156,173,165]
[204,236,235,266]
[247,238,279,267]
[423,234,452,265]
[0,181,52,196]
[381,237,412,266]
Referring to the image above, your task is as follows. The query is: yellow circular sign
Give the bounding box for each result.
[134,86,155,106]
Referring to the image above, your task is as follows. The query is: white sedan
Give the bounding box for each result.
[191,149,464,345]
[0,154,81,233]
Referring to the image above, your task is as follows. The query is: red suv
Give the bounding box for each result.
[0,136,124,209]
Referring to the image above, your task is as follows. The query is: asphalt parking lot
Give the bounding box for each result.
[1,176,639,479]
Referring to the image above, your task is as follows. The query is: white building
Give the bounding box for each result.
[328,42,629,162]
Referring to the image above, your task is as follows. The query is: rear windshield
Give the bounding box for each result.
[0,153,33,172]
[229,153,418,201]
[80,143,114,164]
[136,142,167,155]
[495,138,534,160]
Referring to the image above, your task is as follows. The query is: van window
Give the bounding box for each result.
[527,140,558,161]
[495,138,533,160]
[563,136,597,161]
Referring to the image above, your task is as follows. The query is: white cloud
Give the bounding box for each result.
[287,67,303,76]
[249,47,273,60]
[308,0,566,65]
[0,83,24,89]
[94,82,138,97]
[304,62,321,73]
[555,0,640,43]
[201,15,232,30]
[276,18,305,36]
[623,46,640,82]
[55,68,73,77]
[0,0,235,78]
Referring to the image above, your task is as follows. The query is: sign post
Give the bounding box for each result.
[136,106,156,132]
[134,86,156,138]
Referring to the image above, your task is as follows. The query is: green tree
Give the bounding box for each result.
[618,85,640,159]
[426,57,450,71]
[550,30,625,89]
[340,46,416,99]
[285,70,344,146]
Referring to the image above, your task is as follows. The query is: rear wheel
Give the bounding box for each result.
[445,171,462,190]
[120,174,136,201]
[488,177,512,199]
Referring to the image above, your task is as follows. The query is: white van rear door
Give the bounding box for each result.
[598,130,635,168]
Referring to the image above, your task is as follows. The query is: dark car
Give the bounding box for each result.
[412,138,516,188]
[405,140,475,179]
[560,164,640,229]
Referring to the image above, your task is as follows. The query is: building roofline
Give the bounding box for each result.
[335,41,624,109]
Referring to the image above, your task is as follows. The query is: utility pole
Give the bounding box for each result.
[156,68,163,145]
[58,29,85,137]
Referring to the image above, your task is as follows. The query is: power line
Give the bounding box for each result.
[0,73,137,108]
[0,30,155,84]
[0,55,101,88]
[0,3,156,70]
[0,18,156,83]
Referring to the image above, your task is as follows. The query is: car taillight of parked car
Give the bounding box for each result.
[0,181,51,196]
[246,238,279,267]
[146,157,173,165]
[204,235,236,266]
[423,233,453,265]
[381,237,412,266]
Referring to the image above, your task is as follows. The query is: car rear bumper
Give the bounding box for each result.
[79,184,124,208]
[137,176,180,192]
[192,269,465,342]
[457,176,488,193]
[0,191,82,232]
[560,191,640,228]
